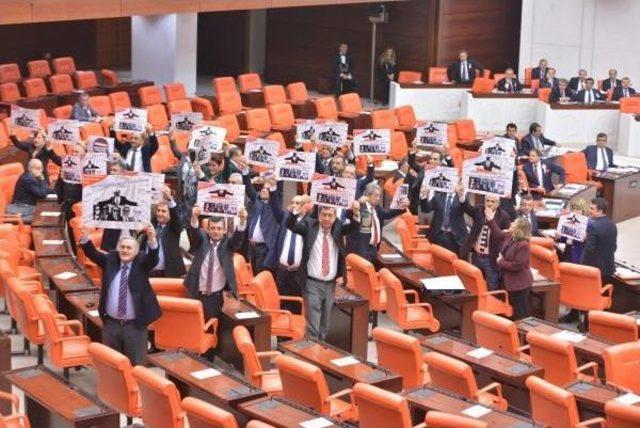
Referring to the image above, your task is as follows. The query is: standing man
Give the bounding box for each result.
[246,177,280,274]
[112,122,158,173]
[601,69,621,92]
[516,194,539,235]
[71,92,101,122]
[286,203,359,339]
[523,149,566,195]
[185,206,247,321]
[569,69,589,92]
[333,43,357,96]
[447,50,483,83]
[583,133,615,171]
[419,183,468,254]
[531,59,548,80]
[80,225,160,365]
[539,67,559,89]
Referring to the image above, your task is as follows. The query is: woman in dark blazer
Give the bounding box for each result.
[10,127,61,184]
[377,47,398,105]
[489,216,533,320]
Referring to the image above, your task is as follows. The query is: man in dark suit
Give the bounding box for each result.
[496,68,522,93]
[419,182,468,254]
[601,69,621,92]
[531,58,548,80]
[112,123,159,173]
[80,225,160,365]
[246,177,280,274]
[583,133,615,171]
[539,68,559,89]
[286,203,359,339]
[549,79,574,103]
[185,206,248,322]
[333,43,357,96]
[447,50,483,83]
[71,92,101,122]
[612,77,637,101]
[516,194,539,235]
[523,149,566,194]
[519,123,556,156]
[569,69,588,92]
[573,78,604,104]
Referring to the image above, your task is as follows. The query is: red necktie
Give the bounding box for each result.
[321,232,330,277]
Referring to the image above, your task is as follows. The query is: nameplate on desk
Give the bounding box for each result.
[42,239,64,245]
[615,392,640,405]
[40,211,61,216]
[299,417,334,428]
[615,267,640,280]
[87,310,99,317]
[330,356,359,367]
[45,194,58,201]
[235,311,259,320]
[190,368,221,380]
[529,268,547,282]
[461,404,492,418]
[420,275,465,291]
[381,254,403,260]
[551,330,586,343]
[466,347,494,359]
[54,271,77,280]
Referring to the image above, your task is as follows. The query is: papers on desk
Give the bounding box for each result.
[466,347,494,359]
[551,330,586,343]
[359,110,372,115]
[530,268,547,282]
[87,310,99,317]
[381,254,403,260]
[607,167,638,174]
[40,211,61,217]
[45,194,58,201]
[330,356,359,367]
[615,267,640,280]
[235,311,259,320]
[42,240,64,245]
[299,417,334,428]
[420,275,465,291]
[557,184,586,196]
[615,393,640,405]
[461,404,492,418]
[539,229,557,238]
[190,368,221,380]
[54,271,77,280]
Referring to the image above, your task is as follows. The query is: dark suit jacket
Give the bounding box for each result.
[333,53,355,81]
[355,164,375,199]
[531,67,547,80]
[347,204,404,258]
[519,133,556,156]
[523,160,566,193]
[265,191,302,270]
[583,145,615,170]
[71,103,100,122]
[420,192,468,246]
[286,211,357,285]
[581,216,617,278]
[612,86,637,101]
[447,59,483,83]
[113,131,159,173]
[315,156,333,175]
[101,228,127,252]
[497,78,522,93]
[81,239,161,328]
[247,190,280,261]
[11,136,61,184]
[140,204,186,277]
[549,86,574,103]
[602,78,621,92]
[573,89,604,103]
[539,77,559,89]
[460,203,511,265]
[568,77,587,92]
[11,172,49,205]
[515,209,539,235]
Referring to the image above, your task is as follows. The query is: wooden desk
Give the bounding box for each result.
[37,256,99,311]
[377,238,413,267]
[32,201,64,227]
[239,396,354,428]
[403,385,539,427]
[149,350,266,425]
[291,100,316,119]
[279,338,402,392]
[340,112,373,134]
[398,83,473,89]
[545,184,598,207]
[240,90,265,108]
[0,332,11,415]
[17,95,60,116]
[530,278,560,323]
[471,92,537,99]
[325,284,369,359]
[3,366,118,427]
[0,145,29,165]
[32,228,71,257]
[549,102,619,110]
[592,170,640,222]
[611,274,640,313]
[564,380,635,419]
[63,290,103,342]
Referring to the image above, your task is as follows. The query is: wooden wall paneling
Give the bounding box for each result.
[96,18,132,70]
[121,0,198,16]
[199,0,270,12]
[197,11,248,79]
[30,0,121,22]
[0,1,32,25]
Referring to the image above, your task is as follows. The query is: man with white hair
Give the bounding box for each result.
[7,159,51,221]
[497,68,522,93]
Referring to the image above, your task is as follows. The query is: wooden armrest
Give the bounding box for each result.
[575,362,599,380]
[254,369,280,377]
[404,303,434,314]
[279,296,305,316]
[484,290,510,303]
[575,417,606,427]
[601,283,613,296]
[326,388,353,402]
[256,350,282,359]
[477,381,503,400]
[402,289,420,303]
[203,317,218,334]
[57,319,84,335]
[58,335,90,344]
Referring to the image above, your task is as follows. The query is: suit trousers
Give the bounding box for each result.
[433,231,460,255]
[276,267,303,312]
[249,243,269,275]
[104,317,148,366]
[509,288,530,320]
[198,290,224,322]
[304,278,336,340]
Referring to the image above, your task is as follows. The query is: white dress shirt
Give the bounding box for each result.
[534,162,544,186]
[196,223,246,293]
[125,147,144,172]
[279,216,304,269]
[366,203,381,246]
[153,199,176,271]
[596,147,609,171]
[250,215,265,243]
[461,61,469,80]
[307,229,338,281]
[584,89,595,104]
[340,55,346,65]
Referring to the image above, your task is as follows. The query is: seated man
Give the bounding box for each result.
[523,149,566,195]
[612,77,636,101]
[549,78,573,103]
[333,43,357,96]
[446,49,483,83]
[583,132,615,171]
[573,78,603,104]
[502,122,520,144]
[519,122,556,156]
[516,194,539,235]
[496,68,522,93]
[539,68,559,89]
[71,92,101,122]
[601,68,621,92]
[7,159,51,221]
[531,58,548,80]
[569,69,589,92]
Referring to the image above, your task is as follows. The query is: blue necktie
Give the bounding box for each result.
[286,232,297,266]
[117,265,129,318]
[249,203,263,238]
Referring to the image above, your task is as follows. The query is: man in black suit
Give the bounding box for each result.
[333,43,357,96]
[523,149,566,194]
[80,225,160,365]
[573,78,603,104]
[583,133,615,171]
[185,206,248,322]
[519,123,556,156]
[8,159,51,221]
[447,50,483,83]
[503,123,520,144]
[539,68,559,89]
[549,79,574,103]
[112,123,159,173]
[569,69,589,92]
[531,58,548,80]
[246,177,280,274]
[612,77,637,101]
[516,194,539,235]
[601,69,621,92]
[496,68,522,93]
[419,182,468,254]
[286,203,359,339]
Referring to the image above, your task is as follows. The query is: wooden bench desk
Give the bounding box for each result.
[63,290,103,342]
[37,256,99,312]
[32,227,71,258]
[564,380,638,419]
[279,337,402,392]
[32,201,64,227]
[239,396,355,428]
[326,284,369,359]
[377,238,414,267]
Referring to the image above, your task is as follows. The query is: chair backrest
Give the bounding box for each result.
[232,325,263,388]
[526,330,578,385]
[370,109,398,131]
[454,119,476,141]
[424,351,477,399]
[346,254,383,309]
[267,103,295,127]
[394,105,417,128]
[138,86,163,106]
[149,278,188,298]
[372,327,424,389]
[181,396,238,428]
[76,71,98,90]
[0,83,21,103]
[52,57,76,75]
[101,69,119,86]
[338,93,362,114]
[530,244,559,281]
[589,311,638,344]
[27,60,51,78]
[453,259,487,296]
[245,108,271,133]
[353,382,412,428]
[146,104,170,130]
[167,99,193,115]
[313,96,339,121]
[286,82,309,102]
[378,268,406,326]
[23,78,48,98]
[397,71,423,84]
[88,342,140,418]
[238,73,262,92]
[262,85,287,105]
[538,88,551,103]
[217,91,243,115]
[605,400,640,427]
[523,67,533,85]
[530,79,540,93]
[154,296,207,351]
[558,262,610,310]
[562,152,589,182]
[602,342,640,392]
[109,91,132,111]
[620,97,640,114]
[526,375,580,427]
[430,244,458,276]
[274,354,330,413]
[472,310,521,357]
[213,77,237,95]
[424,411,488,428]
[49,74,74,94]
[80,122,106,140]
[131,365,185,428]
[0,64,21,83]
[215,114,241,141]
[89,96,113,117]
[164,83,187,102]
[471,78,495,94]
[390,131,408,161]
[428,67,448,84]
[249,271,280,311]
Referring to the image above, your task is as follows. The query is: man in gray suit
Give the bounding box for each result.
[71,92,101,122]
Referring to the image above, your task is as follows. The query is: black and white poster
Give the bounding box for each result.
[422,166,459,194]
[352,129,391,156]
[310,174,357,209]
[415,122,448,148]
[556,212,588,242]
[61,155,83,184]
[275,150,316,182]
[197,182,246,218]
[82,175,152,229]
[48,119,81,144]
[86,136,115,155]
[315,122,349,148]
[244,138,280,168]
[81,153,108,177]
[462,153,514,197]
[171,112,203,133]
[480,137,517,158]
[114,108,148,133]
[10,107,40,130]
[134,172,166,204]
[188,126,227,165]
[390,184,410,209]
[296,120,317,141]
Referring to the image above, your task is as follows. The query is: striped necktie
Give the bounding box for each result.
[117,265,129,318]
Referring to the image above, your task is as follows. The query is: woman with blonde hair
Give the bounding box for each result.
[377,47,398,104]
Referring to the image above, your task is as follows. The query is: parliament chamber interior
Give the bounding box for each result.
[2,0,640,426]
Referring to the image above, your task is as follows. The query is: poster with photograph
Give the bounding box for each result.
[171,112,203,133]
[310,174,357,209]
[82,174,152,229]
[296,120,317,141]
[275,150,316,182]
[81,153,108,177]
[480,137,517,158]
[114,108,148,133]
[422,166,459,194]
[462,153,515,197]
[415,122,448,148]
[352,129,391,156]
[188,126,227,165]
[86,136,115,155]
[197,182,246,218]
[315,122,348,147]
[61,155,82,184]
[390,184,410,209]
[48,119,81,144]
[556,212,589,242]
[10,107,40,130]
[244,138,280,168]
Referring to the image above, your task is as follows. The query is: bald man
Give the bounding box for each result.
[7,159,51,221]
